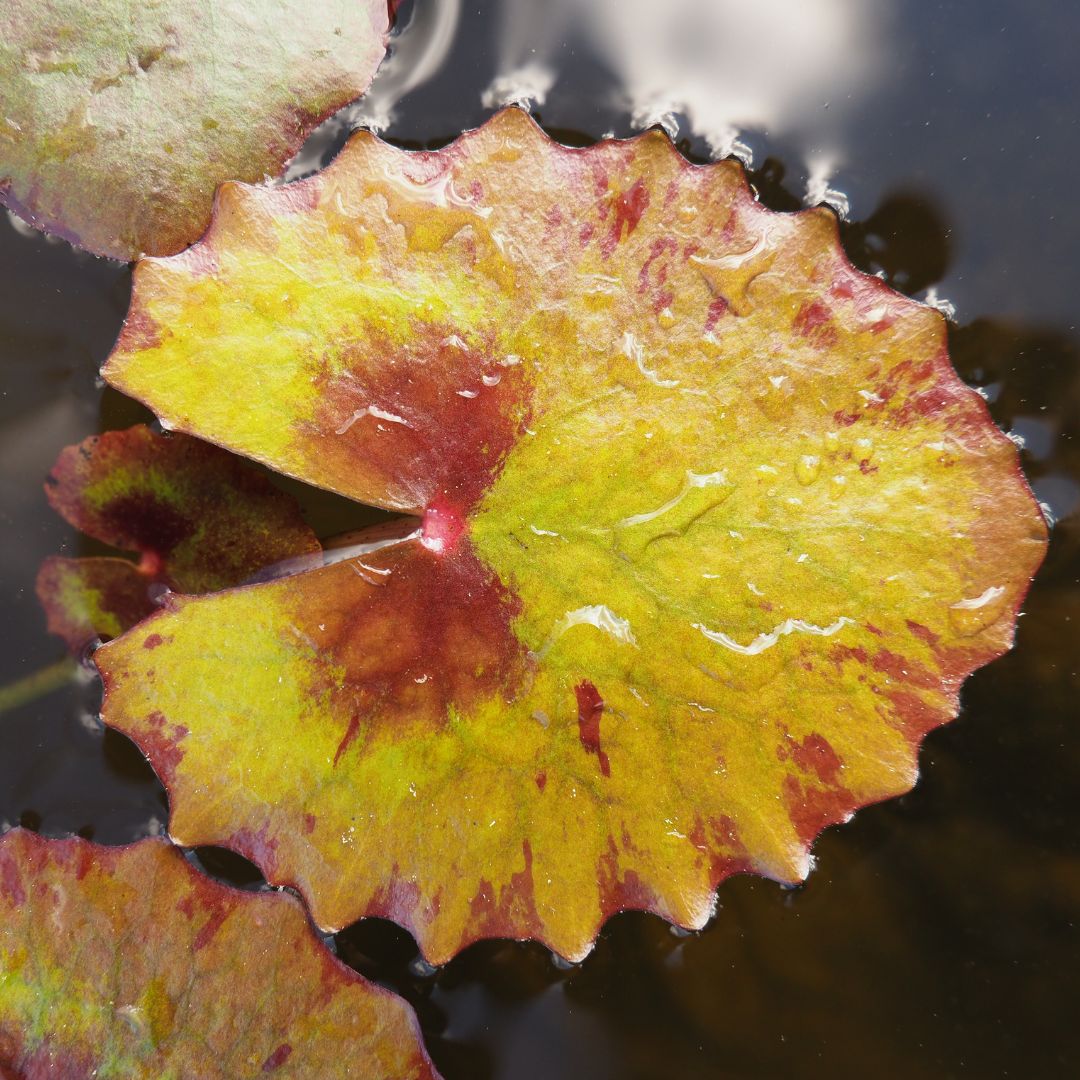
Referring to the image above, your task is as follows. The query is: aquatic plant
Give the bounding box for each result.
[0,10,1048,1075]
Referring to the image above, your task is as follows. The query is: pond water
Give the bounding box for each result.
[1,1,1078,1075]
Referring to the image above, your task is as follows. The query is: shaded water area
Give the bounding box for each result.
[1,1,1078,1075]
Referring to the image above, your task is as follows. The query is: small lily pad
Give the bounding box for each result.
[0,0,390,259]
[37,424,320,652]
[0,828,438,1078]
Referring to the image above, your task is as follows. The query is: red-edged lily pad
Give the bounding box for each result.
[0,0,390,260]
[37,424,320,653]
[97,109,1047,962]
[0,828,438,1078]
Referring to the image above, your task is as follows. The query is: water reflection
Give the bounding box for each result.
[350,0,463,133]
[949,319,1080,532]
[286,0,463,178]
[486,0,890,190]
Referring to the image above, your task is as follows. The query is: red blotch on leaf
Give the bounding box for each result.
[887,689,950,745]
[102,493,194,565]
[790,733,843,787]
[603,178,649,256]
[638,236,677,295]
[782,775,855,845]
[176,889,234,952]
[0,857,26,907]
[368,871,423,927]
[313,319,533,515]
[704,295,729,332]
[689,814,753,881]
[333,715,362,769]
[793,300,838,347]
[192,904,231,952]
[575,680,610,777]
[311,542,525,747]
[262,1044,293,1072]
[466,841,543,944]
[870,648,940,691]
[598,837,660,914]
[906,620,940,646]
[138,711,188,788]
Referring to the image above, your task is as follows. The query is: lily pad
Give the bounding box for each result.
[97,109,1047,962]
[37,424,320,652]
[0,0,390,260]
[0,828,438,1078]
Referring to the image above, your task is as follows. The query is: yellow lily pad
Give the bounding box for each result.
[97,109,1046,962]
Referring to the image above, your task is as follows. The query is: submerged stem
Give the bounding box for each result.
[0,657,80,717]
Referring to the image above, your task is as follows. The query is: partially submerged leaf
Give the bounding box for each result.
[37,556,156,654]
[37,424,320,652]
[98,109,1047,962]
[0,828,437,1078]
[0,0,390,260]
[45,424,321,591]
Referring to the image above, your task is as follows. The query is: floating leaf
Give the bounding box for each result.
[0,828,437,1078]
[0,0,390,260]
[44,424,321,591]
[37,425,320,652]
[98,109,1047,962]
[36,556,157,655]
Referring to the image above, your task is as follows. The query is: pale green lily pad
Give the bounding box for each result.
[0,0,389,260]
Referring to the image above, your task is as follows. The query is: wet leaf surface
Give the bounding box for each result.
[98,109,1046,963]
[0,0,390,260]
[37,424,320,653]
[0,828,438,1078]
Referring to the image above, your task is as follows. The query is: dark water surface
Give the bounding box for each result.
[2,1,1078,1076]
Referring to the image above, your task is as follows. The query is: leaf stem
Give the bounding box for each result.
[0,657,80,717]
